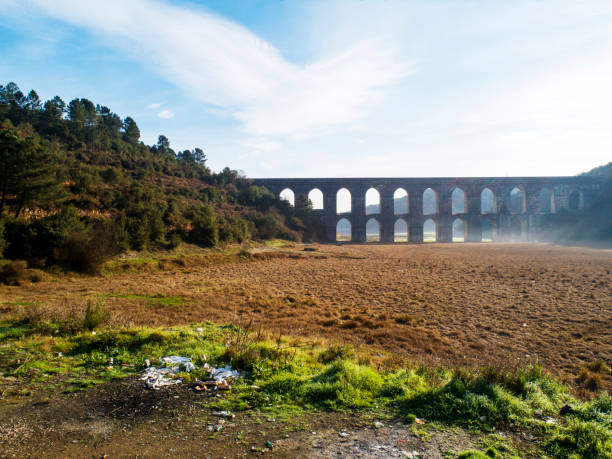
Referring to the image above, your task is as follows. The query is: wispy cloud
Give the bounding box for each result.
[146,102,162,109]
[157,109,174,119]
[21,0,409,139]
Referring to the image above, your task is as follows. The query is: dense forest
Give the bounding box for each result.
[0,82,323,274]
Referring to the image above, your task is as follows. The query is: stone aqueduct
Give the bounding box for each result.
[251,176,603,243]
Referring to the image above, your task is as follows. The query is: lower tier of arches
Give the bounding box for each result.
[331,214,538,243]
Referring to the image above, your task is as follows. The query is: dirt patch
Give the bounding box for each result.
[0,377,490,458]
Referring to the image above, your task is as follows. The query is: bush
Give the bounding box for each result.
[190,205,219,247]
[219,216,251,243]
[83,301,109,330]
[56,221,126,274]
[0,260,27,285]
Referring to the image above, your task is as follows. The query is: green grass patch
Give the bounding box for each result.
[0,318,610,458]
[103,293,185,307]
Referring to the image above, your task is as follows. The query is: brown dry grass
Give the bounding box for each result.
[1,243,611,390]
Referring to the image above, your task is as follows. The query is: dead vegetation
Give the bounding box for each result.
[1,243,611,392]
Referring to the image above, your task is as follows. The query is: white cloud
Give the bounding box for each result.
[23,0,408,139]
[157,109,174,119]
[240,138,283,158]
[146,102,162,109]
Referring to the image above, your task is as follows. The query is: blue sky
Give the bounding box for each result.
[1,0,611,178]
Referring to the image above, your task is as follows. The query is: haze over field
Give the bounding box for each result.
[1,0,612,177]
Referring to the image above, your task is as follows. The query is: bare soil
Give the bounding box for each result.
[0,377,491,458]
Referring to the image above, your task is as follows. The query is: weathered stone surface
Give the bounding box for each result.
[251,176,603,243]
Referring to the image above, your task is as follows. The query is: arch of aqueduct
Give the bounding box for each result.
[251,176,604,243]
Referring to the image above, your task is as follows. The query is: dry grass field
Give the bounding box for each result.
[2,242,611,393]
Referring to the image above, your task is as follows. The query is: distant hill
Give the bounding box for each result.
[583,162,612,178]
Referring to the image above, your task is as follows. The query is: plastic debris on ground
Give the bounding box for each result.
[141,356,242,391]
[141,356,194,390]
[193,363,242,393]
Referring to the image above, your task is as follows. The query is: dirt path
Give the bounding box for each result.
[2,243,611,389]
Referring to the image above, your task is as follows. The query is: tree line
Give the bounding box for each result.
[0,81,323,274]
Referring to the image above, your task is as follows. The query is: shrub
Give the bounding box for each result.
[57,222,124,274]
[318,345,355,364]
[219,216,251,243]
[0,260,28,285]
[190,205,219,247]
[83,301,109,330]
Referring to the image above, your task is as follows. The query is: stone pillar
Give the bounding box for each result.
[438,216,452,242]
[466,186,482,242]
[409,215,423,242]
[408,189,423,242]
[437,189,452,242]
[379,186,395,243]
[524,184,540,241]
[323,187,337,242]
[350,187,366,242]
[495,187,509,239]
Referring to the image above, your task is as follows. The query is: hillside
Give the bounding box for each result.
[0,81,322,273]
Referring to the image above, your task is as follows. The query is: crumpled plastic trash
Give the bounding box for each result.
[141,356,195,390]
[212,365,241,382]
[142,356,242,391]
[161,356,191,365]
[193,364,242,392]
[212,410,235,418]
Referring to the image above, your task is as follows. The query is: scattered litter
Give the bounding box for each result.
[213,365,241,382]
[91,331,96,335]
[414,418,424,425]
[544,417,558,425]
[192,364,242,393]
[196,327,204,333]
[374,421,384,429]
[212,410,235,419]
[404,451,420,458]
[265,440,273,448]
[338,431,349,438]
[162,356,191,365]
[141,355,196,390]
[57,352,62,358]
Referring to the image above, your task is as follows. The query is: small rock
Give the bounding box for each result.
[560,404,575,416]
